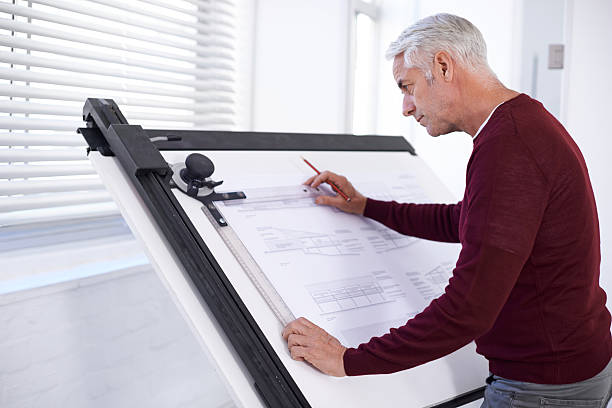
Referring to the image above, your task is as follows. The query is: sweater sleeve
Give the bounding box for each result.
[344,126,550,375]
[364,199,462,243]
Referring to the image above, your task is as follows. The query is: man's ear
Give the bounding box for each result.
[434,51,454,82]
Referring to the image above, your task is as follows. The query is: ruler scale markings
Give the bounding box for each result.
[202,204,295,326]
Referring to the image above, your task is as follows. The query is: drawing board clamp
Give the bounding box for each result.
[79,98,488,408]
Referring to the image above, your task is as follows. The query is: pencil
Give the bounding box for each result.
[301,156,351,202]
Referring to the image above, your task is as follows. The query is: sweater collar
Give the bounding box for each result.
[472,93,527,141]
[473,102,503,141]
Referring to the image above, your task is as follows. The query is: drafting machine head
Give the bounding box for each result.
[171,153,223,198]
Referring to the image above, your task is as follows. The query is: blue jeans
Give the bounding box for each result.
[481,358,612,408]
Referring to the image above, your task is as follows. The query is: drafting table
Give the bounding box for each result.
[79,98,488,408]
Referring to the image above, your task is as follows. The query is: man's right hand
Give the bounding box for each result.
[304,171,367,215]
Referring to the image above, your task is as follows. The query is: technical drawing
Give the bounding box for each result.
[361,221,419,253]
[389,174,432,204]
[425,263,454,288]
[218,181,461,353]
[359,174,431,205]
[405,262,454,301]
[257,226,364,256]
[306,276,393,314]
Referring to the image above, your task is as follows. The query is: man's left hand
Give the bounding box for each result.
[282,317,347,377]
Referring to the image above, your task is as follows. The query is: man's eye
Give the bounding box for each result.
[399,83,414,95]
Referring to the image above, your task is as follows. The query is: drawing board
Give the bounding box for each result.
[90,146,489,407]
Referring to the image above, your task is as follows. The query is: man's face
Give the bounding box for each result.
[392,53,459,136]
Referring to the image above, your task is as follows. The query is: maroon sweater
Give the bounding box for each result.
[343,94,611,384]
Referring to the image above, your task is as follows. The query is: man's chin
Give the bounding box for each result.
[426,126,458,137]
[426,127,443,137]
[423,123,440,136]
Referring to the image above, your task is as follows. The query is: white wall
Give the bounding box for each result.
[374,1,418,141]
[562,0,612,306]
[251,0,350,133]
[518,0,566,120]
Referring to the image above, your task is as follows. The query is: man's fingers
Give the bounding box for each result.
[296,317,315,328]
[303,175,315,185]
[287,333,310,348]
[289,345,309,361]
[282,323,300,340]
[282,325,297,340]
[315,194,346,208]
[282,317,314,340]
[310,170,341,189]
[309,172,327,189]
[282,320,348,377]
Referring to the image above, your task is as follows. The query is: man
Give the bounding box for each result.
[282,13,612,407]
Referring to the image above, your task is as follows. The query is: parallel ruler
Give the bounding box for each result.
[201,202,296,326]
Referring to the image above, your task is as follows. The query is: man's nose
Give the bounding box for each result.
[402,94,416,117]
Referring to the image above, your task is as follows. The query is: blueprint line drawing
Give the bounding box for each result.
[406,262,454,301]
[216,177,462,347]
[307,276,392,314]
[361,222,419,253]
[257,226,365,256]
[424,263,454,288]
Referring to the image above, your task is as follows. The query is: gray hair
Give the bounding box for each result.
[386,13,491,81]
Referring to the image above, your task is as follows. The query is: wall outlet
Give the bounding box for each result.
[548,44,564,69]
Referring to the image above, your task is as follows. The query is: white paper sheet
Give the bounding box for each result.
[217,173,461,348]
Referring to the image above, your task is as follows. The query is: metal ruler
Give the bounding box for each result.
[201,202,296,326]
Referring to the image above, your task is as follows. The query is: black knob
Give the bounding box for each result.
[181,153,215,182]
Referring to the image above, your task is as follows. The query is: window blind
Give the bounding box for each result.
[0,0,237,227]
